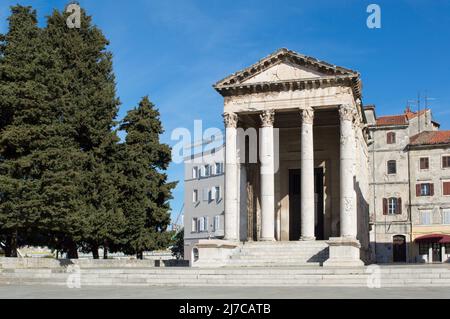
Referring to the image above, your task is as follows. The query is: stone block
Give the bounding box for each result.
[323,237,364,267]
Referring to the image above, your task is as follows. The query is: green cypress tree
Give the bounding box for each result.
[42,7,124,258]
[0,5,48,257]
[119,97,176,258]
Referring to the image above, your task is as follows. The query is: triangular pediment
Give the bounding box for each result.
[241,61,324,84]
[214,48,359,89]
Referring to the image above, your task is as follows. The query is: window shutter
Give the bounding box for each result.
[205,216,209,232]
[383,198,388,215]
[416,184,421,197]
[444,182,450,196]
[430,183,434,196]
[397,198,402,215]
[210,187,215,200]
[214,215,220,231]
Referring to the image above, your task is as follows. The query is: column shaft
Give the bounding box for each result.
[223,113,238,241]
[300,107,315,240]
[260,110,275,241]
[339,105,357,239]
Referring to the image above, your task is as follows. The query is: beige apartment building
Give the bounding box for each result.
[366,106,450,263]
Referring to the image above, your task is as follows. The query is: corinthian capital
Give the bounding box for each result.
[339,104,356,122]
[300,107,314,124]
[223,112,238,128]
[260,110,275,127]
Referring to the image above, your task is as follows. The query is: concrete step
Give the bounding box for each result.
[2,265,450,287]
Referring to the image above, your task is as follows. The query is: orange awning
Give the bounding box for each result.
[414,234,450,244]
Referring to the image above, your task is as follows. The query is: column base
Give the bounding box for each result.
[323,237,364,268]
[299,236,316,241]
[191,239,239,268]
[259,237,276,242]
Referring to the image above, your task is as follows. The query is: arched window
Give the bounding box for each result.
[387,132,396,144]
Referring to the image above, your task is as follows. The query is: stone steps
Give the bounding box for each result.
[2,265,450,287]
[226,241,329,267]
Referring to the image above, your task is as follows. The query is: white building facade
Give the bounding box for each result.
[183,145,225,262]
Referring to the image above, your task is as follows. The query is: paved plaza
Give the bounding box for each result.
[0,285,449,299]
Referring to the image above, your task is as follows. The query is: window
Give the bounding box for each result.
[383,197,402,215]
[416,183,434,197]
[387,160,397,174]
[198,217,208,232]
[215,186,221,202]
[420,210,432,225]
[213,215,220,232]
[203,188,209,202]
[419,242,430,255]
[420,158,429,170]
[209,187,215,202]
[203,165,211,177]
[443,181,450,196]
[443,156,450,168]
[215,163,223,175]
[192,189,198,203]
[192,166,198,179]
[443,209,450,225]
[191,218,198,232]
[387,132,396,144]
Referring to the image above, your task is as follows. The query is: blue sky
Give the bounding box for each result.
[1,0,450,223]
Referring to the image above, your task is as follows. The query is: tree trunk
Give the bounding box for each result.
[5,231,18,257]
[10,230,18,257]
[67,240,78,259]
[4,234,12,257]
[92,244,99,259]
[103,241,108,259]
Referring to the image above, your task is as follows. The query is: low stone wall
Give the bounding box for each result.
[0,257,188,269]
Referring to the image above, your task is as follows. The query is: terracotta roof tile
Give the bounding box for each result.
[375,108,430,126]
[410,131,450,146]
[376,115,407,126]
[405,109,428,120]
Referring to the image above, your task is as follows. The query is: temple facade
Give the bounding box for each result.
[184,48,450,266]
[189,48,370,267]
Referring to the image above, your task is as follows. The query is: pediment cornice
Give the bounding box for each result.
[214,48,362,100]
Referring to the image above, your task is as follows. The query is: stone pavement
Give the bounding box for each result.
[0,285,449,299]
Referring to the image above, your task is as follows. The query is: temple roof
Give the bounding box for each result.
[214,48,362,99]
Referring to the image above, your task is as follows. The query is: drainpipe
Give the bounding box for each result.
[371,132,377,262]
[407,145,413,263]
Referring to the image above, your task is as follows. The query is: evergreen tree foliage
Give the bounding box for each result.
[119,97,176,258]
[170,229,184,260]
[0,5,175,259]
[0,5,47,257]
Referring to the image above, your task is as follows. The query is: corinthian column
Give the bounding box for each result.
[259,110,275,241]
[223,112,239,241]
[300,107,315,241]
[339,105,357,239]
